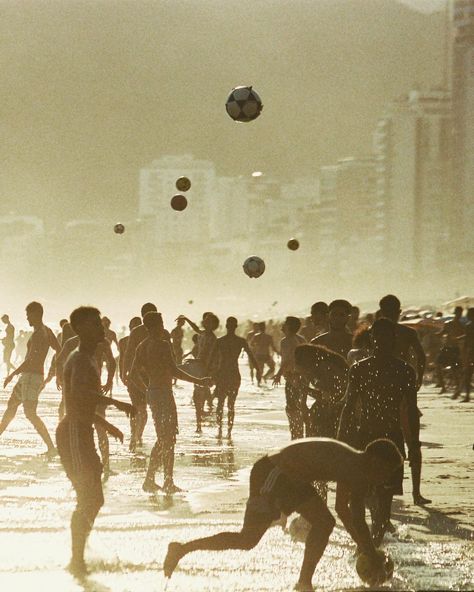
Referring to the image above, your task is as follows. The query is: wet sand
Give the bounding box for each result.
[0,373,472,591]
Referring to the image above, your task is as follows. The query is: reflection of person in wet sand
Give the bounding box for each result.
[55,306,133,576]
[0,302,61,455]
[130,312,210,494]
[210,317,261,440]
[164,438,402,592]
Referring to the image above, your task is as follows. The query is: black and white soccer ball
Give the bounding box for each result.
[243,256,265,278]
[225,86,263,123]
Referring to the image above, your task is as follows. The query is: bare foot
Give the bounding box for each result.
[142,479,162,493]
[163,542,184,578]
[413,495,432,506]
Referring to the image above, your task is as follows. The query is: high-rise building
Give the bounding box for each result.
[451,0,474,253]
[373,89,453,280]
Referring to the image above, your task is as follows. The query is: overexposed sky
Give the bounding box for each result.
[399,0,446,12]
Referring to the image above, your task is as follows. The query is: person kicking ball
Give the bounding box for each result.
[163,437,402,592]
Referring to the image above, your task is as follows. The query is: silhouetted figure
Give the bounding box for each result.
[274,316,306,439]
[170,317,186,366]
[461,307,474,402]
[338,319,421,546]
[250,321,278,383]
[130,312,209,494]
[118,316,142,445]
[163,438,403,592]
[1,314,15,374]
[0,302,60,455]
[312,300,353,358]
[56,306,133,576]
[210,317,260,440]
[436,305,464,397]
[378,294,429,505]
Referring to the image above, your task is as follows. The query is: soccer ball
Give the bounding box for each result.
[288,516,311,543]
[356,550,394,586]
[114,223,125,234]
[225,86,263,123]
[176,177,191,192]
[171,195,188,211]
[287,238,300,251]
[243,256,265,278]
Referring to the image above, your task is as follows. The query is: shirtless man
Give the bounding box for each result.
[210,317,260,440]
[274,317,306,439]
[123,303,164,450]
[170,317,186,366]
[0,302,61,455]
[130,312,210,494]
[55,306,133,575]
[246,322,259,383]
[338,318,422,545]
[101,316,118,349]
[1,314,16,374]
[312,300,353,359]
[118,316,142,445]
[250,322,278,383]
[180,313,219,432]
[436,306,465,397]
[378,294,429,505]
[163,437,402,592]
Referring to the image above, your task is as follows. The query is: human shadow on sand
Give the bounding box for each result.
[391,499,474,540]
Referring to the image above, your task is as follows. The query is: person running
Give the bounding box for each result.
[180,313,219,432]
[0,302,61,455]
[55,306,134,576]
[118,316,142,447]
[347,325,372,366]
[337,319,422,545]
[312,300,353,359]
[1,314,16,375]
[378,294,429,505]
[273,317,306,439]
[210,317,261,440]
[436,305,465,397]
[163,437,403,592]
[250,321,278,383]
[130,311,210,493]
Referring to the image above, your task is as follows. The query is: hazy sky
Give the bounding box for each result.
[1,0,444,227]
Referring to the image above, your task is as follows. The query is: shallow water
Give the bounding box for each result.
[0,372,473,591]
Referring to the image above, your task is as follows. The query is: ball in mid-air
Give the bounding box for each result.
[243,256,265,278]
[176,177,191,192]
[287,238,300,251]
[356,550,394,586]
[171,195,188,211]
[226,86,263,123]
[114,223,125,234]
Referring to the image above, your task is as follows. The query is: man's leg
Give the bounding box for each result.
[226,389,239,439]
[0,392,22,436]
[371,488,393,547]
[193,386,204,433]
[295,496,336,591]
[70,469,104,574]
[410,447,431,505]
[23,400,56,452]
[462,362,472,402]
[164,507,271,578]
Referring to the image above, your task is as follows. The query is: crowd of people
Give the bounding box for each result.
[0,294,473,590]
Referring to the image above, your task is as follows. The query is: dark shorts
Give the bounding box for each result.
[256,354,274,367]
[147,388,178,444]
[245,456,319,522]
[56,418,102,481]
